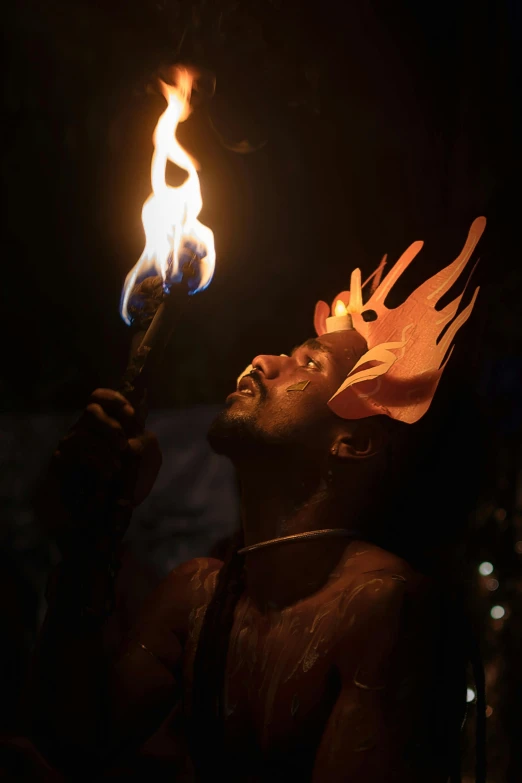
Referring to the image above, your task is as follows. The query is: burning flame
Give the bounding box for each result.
[120,66,216,324]
[334,300,348,317]
[330,269,364,319]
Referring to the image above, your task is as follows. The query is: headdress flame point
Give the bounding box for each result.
[314,216,486,424]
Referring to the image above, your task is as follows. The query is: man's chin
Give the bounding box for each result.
[206,404,259,456]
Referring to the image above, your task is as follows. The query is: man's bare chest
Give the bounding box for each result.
[220,588,357,751]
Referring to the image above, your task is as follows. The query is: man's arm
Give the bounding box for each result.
[312,574,429,783]
[25,553,220,773]
[21,389,216,773]
[108,556,221,748]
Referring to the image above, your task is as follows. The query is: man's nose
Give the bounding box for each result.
[252,354,288,380]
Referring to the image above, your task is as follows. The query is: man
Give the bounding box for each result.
[24,217,486,781]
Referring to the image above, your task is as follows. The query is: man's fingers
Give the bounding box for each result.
[89,389,138,431]
[84,403,126,446]
[90,388,130,406]
[90,389,135,415]
[127,431,161,459]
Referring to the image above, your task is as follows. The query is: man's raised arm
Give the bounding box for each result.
[21,389,192,773]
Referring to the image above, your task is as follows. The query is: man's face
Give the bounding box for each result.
[207,330,368,456]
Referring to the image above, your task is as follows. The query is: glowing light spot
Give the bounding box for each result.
[490,605,505,620]
[120,67,215,324]
[466,688,475,703]
[494,508,507,522]
[486,578,499,591]
[485,705,494,718]
[478,561,494,576]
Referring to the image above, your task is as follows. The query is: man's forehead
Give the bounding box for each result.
[298,331,369,364]
[296,333,363,352]
[292,338,333,355]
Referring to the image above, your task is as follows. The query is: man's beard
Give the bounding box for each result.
[206,398,265,457]
[207,371,314,457]
[207,399,307,460]
[207,370,270,456]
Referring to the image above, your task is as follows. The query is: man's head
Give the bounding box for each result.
[208,215,485,525]
[207,328,390,465]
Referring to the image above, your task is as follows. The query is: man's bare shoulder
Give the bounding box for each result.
[341,540,425,591]
[332,542,432,672]
[137,556,223,640]
[162,556,223,609]
[168,556,224,583]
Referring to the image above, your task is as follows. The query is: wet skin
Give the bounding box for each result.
[175,547,442,783]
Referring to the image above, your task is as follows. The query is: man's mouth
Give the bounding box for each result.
[237,373,260,397]
[225,371,266,406]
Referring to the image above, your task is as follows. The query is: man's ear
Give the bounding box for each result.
[330,420,386,461]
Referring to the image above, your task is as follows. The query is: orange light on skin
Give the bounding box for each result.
[120,66,216,324]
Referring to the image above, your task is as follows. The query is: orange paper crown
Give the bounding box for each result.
[314,216,486,423]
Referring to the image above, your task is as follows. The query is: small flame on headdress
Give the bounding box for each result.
[315,217,486,423]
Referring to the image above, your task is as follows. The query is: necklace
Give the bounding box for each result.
[237,528,360,556]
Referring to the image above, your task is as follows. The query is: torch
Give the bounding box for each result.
[47,67,216,623]
[73,66,217,612]
[118,66,216,418]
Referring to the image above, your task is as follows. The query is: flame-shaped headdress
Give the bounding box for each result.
[314,216,486,423]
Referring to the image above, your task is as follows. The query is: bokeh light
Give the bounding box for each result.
[479,561,494,576]
[490,605,505,619]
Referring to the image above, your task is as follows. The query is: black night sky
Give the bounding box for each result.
[2,0,520,411]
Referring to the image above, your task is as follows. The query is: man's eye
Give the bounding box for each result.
[306,357,319,369]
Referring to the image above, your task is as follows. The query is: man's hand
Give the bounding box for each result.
[79,388,162,507]
[37,389,162,548]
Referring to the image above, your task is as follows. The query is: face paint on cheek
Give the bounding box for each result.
[286,381,311,392]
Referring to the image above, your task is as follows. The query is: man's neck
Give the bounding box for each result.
[237,450,345,548]
[234,449,362,609]
[230,449,376,611]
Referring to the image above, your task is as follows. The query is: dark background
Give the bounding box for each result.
[1,0,521,780]
[3,0,520,410]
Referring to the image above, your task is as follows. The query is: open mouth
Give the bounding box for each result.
[237,374,259,396]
